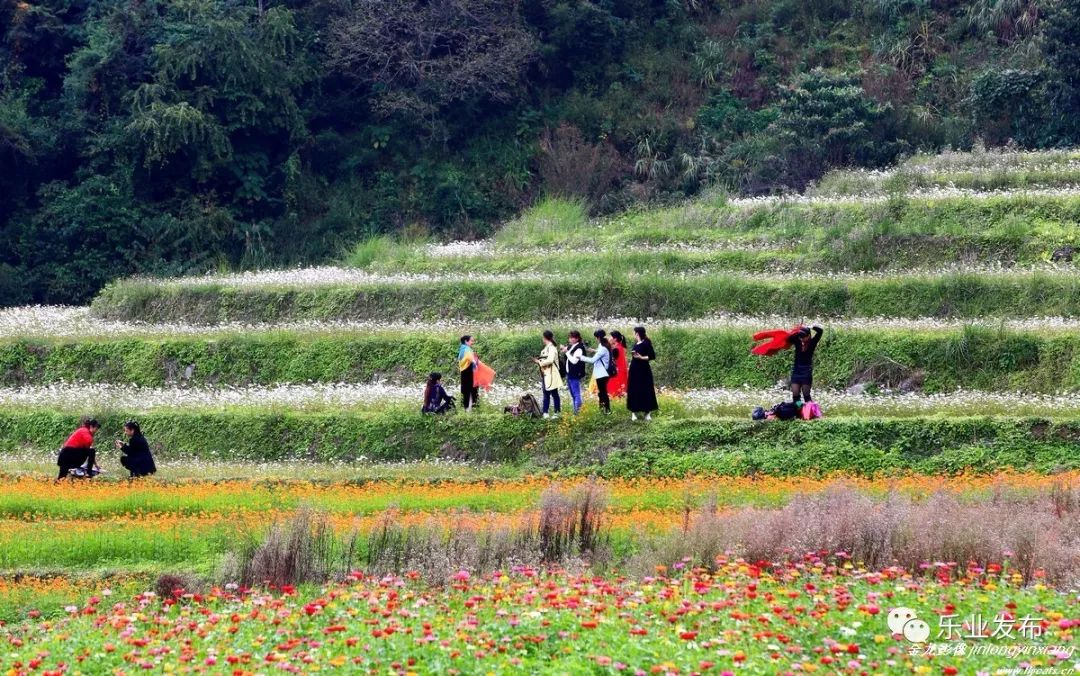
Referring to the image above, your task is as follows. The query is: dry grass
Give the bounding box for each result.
[225,485,1080,589]
[631,485,1080,587]
[226,507,358,588]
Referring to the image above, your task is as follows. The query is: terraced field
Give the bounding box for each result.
[0,149,1078,672]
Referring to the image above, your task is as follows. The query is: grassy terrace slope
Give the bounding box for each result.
[811,149,1080,195]
[1,409,1077,475]
[90,268,1080,323]
[6,323,1080,393]
[355,193,1080,275]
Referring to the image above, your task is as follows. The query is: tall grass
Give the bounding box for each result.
[219,485,1080,587]
[362,482,610,582]
[631,486,1080,587]
[495,197,589,246]
[342,234,426,269]
[225,507,358,587]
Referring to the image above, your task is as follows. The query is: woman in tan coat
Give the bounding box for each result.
[533,330,563,418]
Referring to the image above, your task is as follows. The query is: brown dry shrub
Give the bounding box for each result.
[538,124,625,205]
[229,507,357,588]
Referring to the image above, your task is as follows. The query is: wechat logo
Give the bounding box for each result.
[888,607,931,643]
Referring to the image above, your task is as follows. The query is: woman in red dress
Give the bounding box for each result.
[607,331,629,398]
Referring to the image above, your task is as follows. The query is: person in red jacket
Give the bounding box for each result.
[57,418,100,479]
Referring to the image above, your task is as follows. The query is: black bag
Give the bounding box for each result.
[604,349,618,378]
[557,352,568,380]
[772,401,799,420]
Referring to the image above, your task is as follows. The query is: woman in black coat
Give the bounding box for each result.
[115,421,157,478]
[626,326,658,420]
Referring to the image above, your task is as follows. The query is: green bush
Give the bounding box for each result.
[1,409,1076,476]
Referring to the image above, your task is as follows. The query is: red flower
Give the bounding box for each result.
[680,631,698,640]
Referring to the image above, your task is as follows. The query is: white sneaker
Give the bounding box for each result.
[631,413,638,421]
[646,413,652,421]
[543,413,550,419]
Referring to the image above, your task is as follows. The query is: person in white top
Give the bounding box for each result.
[533,330,563,418]
[578,329,614,413]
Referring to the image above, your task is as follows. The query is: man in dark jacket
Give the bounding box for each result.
[115,421,157,478]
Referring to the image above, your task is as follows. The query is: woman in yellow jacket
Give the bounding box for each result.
[533,330,563,418]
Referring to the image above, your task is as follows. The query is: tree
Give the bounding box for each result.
[769,69,896,187]
[328,0,537,137]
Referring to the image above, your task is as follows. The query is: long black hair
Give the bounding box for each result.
[123,420,141,436]
[424,372,441,404]
[610,330,627,348]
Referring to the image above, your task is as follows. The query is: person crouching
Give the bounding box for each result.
[116,420,156,478]
[422,372,455,414]
[57,418,100,480]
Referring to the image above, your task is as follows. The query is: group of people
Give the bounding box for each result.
[426,326,659,420]
[56,419,157,480]
[427,323,826,418]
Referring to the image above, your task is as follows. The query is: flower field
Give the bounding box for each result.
[2,149,1080,671]
[2,561,1077,674]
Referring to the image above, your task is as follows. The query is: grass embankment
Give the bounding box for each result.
[90,269,1080,323]
[2,409,1078,475]
[5,324,1080,392]
[814,166,1080,198]
[351,194,1080,273]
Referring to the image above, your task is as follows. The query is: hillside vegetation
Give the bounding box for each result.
[5,0,1080,305]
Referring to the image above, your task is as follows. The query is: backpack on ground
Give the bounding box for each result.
[505,393,542,418]
[772,401,799,420]
[519,393,542,417]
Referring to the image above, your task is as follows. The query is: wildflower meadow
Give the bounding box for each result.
[0,149,1079,674]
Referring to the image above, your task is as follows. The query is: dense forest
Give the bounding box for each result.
[3,0,1080,305]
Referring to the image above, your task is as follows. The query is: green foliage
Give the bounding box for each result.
[968,69,1049,146]
[1040,0,1080,143]
[0,409,1076,475]
[6,325,1080,394]
[0,0,1074,304]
